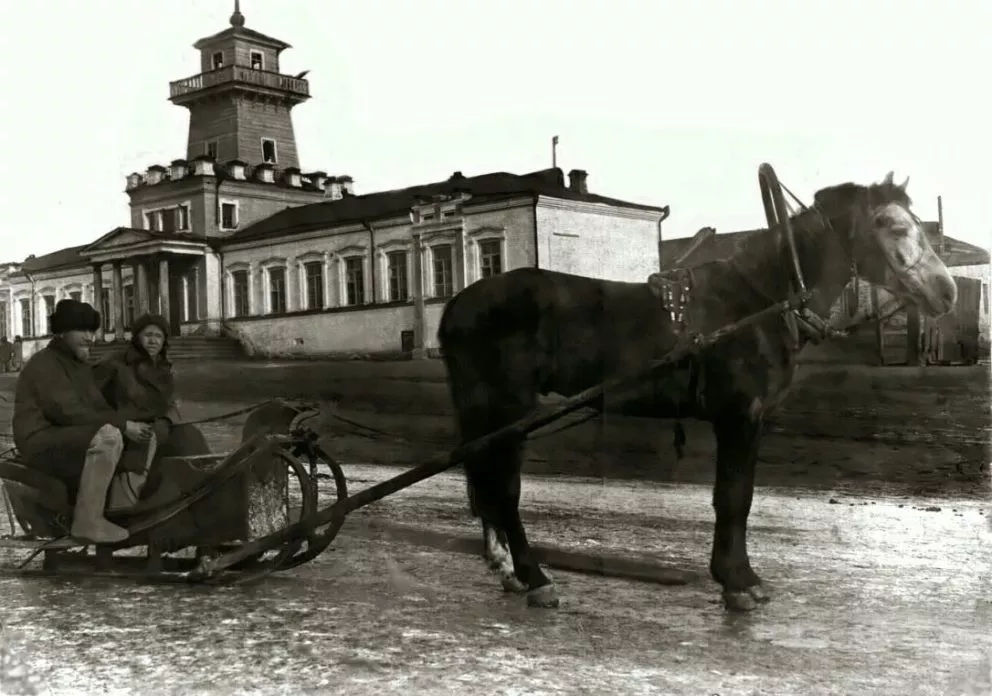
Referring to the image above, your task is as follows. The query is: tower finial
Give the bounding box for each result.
[230,0,245,28]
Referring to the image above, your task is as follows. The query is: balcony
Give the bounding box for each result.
[169,65,310,102]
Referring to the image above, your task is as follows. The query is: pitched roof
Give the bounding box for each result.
[660,224,989,270]
[193,26,290,51]
[227,167,670,243]
[19,245,89,274]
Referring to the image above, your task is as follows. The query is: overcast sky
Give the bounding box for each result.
[1,0,987,262]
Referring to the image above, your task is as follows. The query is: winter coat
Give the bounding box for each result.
[12,337,129,476]
[92,343,181,445]
[0,341,12,361]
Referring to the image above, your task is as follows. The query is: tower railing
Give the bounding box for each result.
[169,65,310,99]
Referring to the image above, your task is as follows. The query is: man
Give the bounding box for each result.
[12,298,152,544]
[0,336,12,372]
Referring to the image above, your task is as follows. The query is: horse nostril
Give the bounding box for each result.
[939,275,958,309]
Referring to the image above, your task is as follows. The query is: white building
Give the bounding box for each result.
[0,6,670,363]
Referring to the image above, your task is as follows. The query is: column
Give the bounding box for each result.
[111,262,125,339]
[135,259,150,314]
[92,264,104,338]
[286,256,298,312]
[322,252,333,308]
[411,234,426,359]
[158,257,170,321]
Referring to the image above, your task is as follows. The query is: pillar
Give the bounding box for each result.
[411,233,426,359]
[134,259,150,314]
[92,264,104,338]
[111,262,125,339]
[158,257,170,320]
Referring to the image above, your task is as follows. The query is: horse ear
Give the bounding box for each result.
[898,175,910,191]
[647,272,667,298]
[882,171,894,185]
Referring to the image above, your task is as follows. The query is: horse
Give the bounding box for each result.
[437,172,958,610]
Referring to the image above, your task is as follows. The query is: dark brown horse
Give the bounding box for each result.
[437,172,957,610]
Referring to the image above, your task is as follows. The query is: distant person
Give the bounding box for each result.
[0,336,12,372]
[12,299,153,544]
[12,335,23,371]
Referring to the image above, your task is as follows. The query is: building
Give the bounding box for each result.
[0,4,670,363]
[660,224,991,365]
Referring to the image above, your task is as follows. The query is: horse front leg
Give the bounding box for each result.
[710,412,770,611]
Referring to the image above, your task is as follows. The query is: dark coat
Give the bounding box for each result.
[92,343,180,444]
[12,337,128,481]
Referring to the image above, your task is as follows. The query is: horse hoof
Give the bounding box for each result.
[500,573,527,594]
[526,584,560,609]
[722,586,769,612]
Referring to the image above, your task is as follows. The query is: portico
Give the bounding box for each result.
[81,227,216,338]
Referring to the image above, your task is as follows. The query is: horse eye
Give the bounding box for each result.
[890,226,909,237]
[874,214,893,228]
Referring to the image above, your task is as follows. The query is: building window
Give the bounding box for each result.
[261,138,277,164]
[250,51,264,70]
[220,202,238,230]
[145,204,190,233]
[19,298,31,337]
[304,261,324,310]
[268,267,287,314]
[212,51,224,70]
[41,295,55,334]
[184,273,198,322]
[123,285,135,328]
[387,251,409,302]
[100,294,111,333]
[344,257,365,306]
[231,270,250,317]
[432,244,453,298]
[206,141,219,160]
[479,240,503,279]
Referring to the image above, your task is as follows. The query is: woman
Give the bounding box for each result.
[93,313,181,507]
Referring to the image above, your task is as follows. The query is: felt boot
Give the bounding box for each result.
[71,455,129,545]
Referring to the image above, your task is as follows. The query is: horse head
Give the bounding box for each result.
[814,172,957,318]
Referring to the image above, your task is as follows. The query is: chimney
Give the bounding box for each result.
[307,171,328,191]
[339,175,355,196]
[568,169,588,195]
[145,165,167,186]
[125,172,144,191]
[191,155,216,177]
[324,176,343,200]
[283,167,302,188]
[226,159,247,180]
[255,162,275,183]
[169,159,189,180]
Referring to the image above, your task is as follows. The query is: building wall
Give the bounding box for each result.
[534,197,662,281]
[220,198,537,357]
[2,266,135,342]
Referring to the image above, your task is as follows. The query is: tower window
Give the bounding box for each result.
[206,140,218,160]
[250,51,264,70]
[220,202,238,230]
[212,52,224,70]
[261,138,277,164]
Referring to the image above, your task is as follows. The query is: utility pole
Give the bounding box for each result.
[937,195,945,258]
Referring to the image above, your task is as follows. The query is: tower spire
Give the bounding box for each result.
[230,0,245,28]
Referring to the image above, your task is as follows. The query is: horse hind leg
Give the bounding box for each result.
[467,475,526,593]
[469,438,558,608]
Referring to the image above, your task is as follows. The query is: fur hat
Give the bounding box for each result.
[50,299,101,334]
[131,313,170,338]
